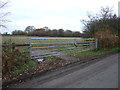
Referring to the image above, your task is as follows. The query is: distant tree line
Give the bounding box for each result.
[11,27,82,37]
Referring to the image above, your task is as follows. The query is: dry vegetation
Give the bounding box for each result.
[94,30,119,49]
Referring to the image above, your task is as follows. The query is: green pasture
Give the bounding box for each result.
[2,36,83,44]
[2,36,95,52]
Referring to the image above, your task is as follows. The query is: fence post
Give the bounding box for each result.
[12,43,15,50]
[95,38,98,50]
[29,38,32,59]
[74,39,77,56]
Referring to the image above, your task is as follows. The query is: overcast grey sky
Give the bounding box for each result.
[1,0,119,33]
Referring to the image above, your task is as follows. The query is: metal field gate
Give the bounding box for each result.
[28,38,98,59]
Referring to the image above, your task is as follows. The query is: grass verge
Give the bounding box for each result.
[12,60,37,75]
[71,47,120,58]
[3,47,119,84]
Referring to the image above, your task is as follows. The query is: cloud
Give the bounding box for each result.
[3,0,119,33]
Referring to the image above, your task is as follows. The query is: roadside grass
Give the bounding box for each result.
[3,47,119,82]
[12,60,37,75]
[11,47,120,76]
[70,47,120,58]
[8,47,120,76]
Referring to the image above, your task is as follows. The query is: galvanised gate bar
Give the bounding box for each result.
[28,38,98,59]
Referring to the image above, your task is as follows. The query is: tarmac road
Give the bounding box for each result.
[9,53,118,88]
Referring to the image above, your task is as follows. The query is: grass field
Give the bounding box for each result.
[2,36,83,44]
[2,35,96,55]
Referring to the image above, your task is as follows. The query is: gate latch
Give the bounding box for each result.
[74,42,78,47]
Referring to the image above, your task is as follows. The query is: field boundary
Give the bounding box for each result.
[29,38,98,59]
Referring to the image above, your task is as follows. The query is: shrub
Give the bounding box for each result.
[94,30,119,50]
[2,41,30,77]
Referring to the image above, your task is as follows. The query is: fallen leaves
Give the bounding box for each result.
[3,55,77,83]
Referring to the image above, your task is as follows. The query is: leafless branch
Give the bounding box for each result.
[0,2,8,9]
[0,24,7,28]
[0,0,10,28]
[0,12,10,18]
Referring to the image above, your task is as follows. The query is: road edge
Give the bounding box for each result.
[2,51,119,88]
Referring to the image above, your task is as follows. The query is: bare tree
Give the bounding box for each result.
[81,7,117,37]
[99,7,114,19]
[0,0,10,28]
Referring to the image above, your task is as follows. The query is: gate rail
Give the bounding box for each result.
[28,38,98,59]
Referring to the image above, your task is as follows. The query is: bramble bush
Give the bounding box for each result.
[2,41,30,77]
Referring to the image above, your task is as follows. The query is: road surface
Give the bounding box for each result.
[9,53,118,88]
